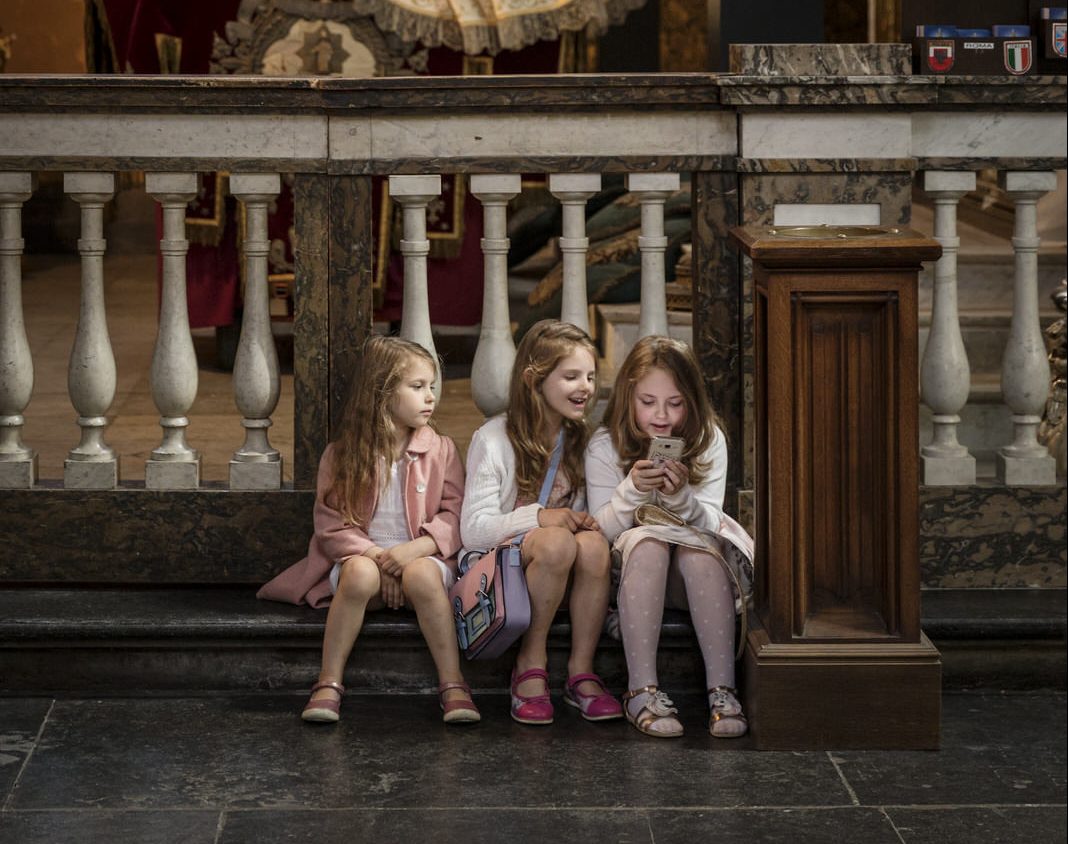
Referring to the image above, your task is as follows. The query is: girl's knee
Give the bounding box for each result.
[523,525,576,585]
[401,557,444,598]
[337,555,380,600]
[574,531,611,578]
[675,547,716,575]
[633,537,670,558]
[529,526,578,571]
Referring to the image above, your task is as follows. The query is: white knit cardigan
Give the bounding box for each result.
[460,414,589,553]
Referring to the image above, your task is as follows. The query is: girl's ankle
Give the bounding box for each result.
[626,691,652,718]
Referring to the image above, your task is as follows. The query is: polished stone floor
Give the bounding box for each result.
[0,690,1064,844]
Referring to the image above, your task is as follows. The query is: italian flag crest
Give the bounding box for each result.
[1003,40,1032,74]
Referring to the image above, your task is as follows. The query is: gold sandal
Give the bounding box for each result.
[708,685,748,738]
[622,685,684,738]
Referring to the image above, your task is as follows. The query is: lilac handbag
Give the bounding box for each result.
[449,435,563,660]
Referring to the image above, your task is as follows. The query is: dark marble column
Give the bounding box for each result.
[293,174,329,490]
[691,170,743,515]
[294,174,374,488]
[327,176,375,436]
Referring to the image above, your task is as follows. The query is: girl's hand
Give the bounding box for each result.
[660,459,689,495]
[380,546,403,581]
[381,572,404,609]
[376,545,407,577]
[537,508,598,533]
[630,459,665,493]
[377,536,438,576]
[365,546,386,565]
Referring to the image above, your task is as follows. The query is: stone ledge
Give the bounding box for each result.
[1,587,1062,643]
[0,587,1062,695]
[0,586,694,644]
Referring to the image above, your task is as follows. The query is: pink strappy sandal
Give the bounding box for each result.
[563,673,623,721]
[510,666,554,725]
[301,680,345,723]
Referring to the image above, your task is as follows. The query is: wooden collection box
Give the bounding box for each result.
[730,225,944,750]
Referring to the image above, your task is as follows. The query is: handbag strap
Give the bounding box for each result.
[538,430,565,507]
[511,430,565,545]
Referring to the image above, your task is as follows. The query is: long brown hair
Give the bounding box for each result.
[507,320,597,501]
[602,335,722,485]
[329,335,437,526]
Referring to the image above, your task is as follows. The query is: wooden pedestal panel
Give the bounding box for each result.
[743,620,942,750]
[755,270,921,644]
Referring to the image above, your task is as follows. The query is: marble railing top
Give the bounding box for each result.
[729,43,913,77]
[718,74,1068,106]
[0,73,1064,113]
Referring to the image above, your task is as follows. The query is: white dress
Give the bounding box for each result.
[329,460,454,594]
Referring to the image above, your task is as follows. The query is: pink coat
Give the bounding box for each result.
[257,425,465,608]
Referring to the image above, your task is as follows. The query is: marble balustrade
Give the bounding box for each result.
[0,76,1063,513]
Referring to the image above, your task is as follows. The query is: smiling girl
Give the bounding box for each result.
[461,320,622,726]
[586,336,754,739]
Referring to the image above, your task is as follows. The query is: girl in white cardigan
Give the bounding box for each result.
[461,320,622,725]
[586,336,754,738]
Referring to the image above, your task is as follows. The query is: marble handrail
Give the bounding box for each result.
[0,75,1063,175]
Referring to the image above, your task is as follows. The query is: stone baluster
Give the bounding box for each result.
[0,173,37,488]
[229,174,282,490]
[626,172,680,338]
[64,172,118,489]
[996,171,1058,485]
[470,174,521,416]
[549,173,601,332]
[389,175,442,398]
[145,173,200,489]
[920,171,976,485]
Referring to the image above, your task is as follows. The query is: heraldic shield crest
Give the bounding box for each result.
[1004,39,1033,74]
[928,39,955,71]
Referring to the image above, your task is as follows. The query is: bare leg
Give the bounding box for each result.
[515,526,576,699]
[567,530,612,695]
[311,555,381,705]
[401,556,471,706]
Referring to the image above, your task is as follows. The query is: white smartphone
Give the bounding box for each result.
[647,435,685,463]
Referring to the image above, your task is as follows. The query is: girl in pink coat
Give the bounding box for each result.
[258,336,477,726]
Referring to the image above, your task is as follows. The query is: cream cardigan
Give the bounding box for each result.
[585,425,752,559]
[460,414,587,552]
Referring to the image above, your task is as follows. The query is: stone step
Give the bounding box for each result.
[0,586,702,695]
[917,250,1066,315]
[919,373,1007,465]
[917,372,1065,475]
[1,586,1063,694]
[918,308,1060,381]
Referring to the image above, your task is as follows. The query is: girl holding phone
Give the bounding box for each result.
[585,336,754,739]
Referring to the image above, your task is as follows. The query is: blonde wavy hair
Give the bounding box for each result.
[507,320,597,501]
[602,335,722,485]
[328,335,437,526]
